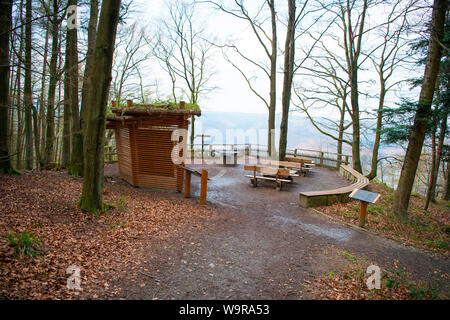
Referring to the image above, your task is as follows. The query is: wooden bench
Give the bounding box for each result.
[285,157,313,165]
[285,157,314,176]
[179,165,209,205]
[244,165,292,191]
[299,165,369,207]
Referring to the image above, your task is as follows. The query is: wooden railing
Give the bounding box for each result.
[104,145,118,163]
[187,143,351,169]
[103,142,352,169]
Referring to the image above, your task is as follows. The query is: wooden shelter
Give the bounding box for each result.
[106,102,200,191]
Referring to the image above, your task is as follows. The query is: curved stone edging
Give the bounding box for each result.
[299,165,369,207]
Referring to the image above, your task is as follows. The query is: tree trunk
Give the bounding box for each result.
[393,0,447,219]
[337,104,346,168]
[32,105,40,168]
[24,0,33,170]
[66,0,82,176]
[39,27,50,166]
[350,66,363,173]
[62,64,72,167]
[268,0,277,158]
[343,0,368,174]
[15,0,25,169]
[0,0,14,173]
[367,81,385,180]
[445,162,450,200]
[278,0,296,161]
[425,106,448,209]
[44,0,61,166]
[77,0,99,176]
[80,0,122,213]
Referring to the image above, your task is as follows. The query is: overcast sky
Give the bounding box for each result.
[127,0,426,117]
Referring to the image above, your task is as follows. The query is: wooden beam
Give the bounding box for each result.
[184,170,191,198]
[200,169,208,205]
[359,201,368,227]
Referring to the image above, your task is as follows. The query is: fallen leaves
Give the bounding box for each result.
[0,169,216,299]
[316,182,449,256]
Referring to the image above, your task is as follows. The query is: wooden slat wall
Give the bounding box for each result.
[113,114,189,192]
[115,126,133,185]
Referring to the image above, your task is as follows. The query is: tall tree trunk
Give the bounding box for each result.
[0,0,14,173]
[24,0,33,169]
[39,27,50,166]
[268,0,277,158]
[68,0,82,176]
[367,81,386,180]
[445,163,450,200]
[393,0,447,219]
[62,66,72,167]
[425,106,448,209]
[337,102,346,168]
[279,0,296,161]
[80,0,122,213]
[32,104,40,168]
[349,68,363,173]
[15,0,25,169]
[44,0,61,166]
[342,0,368,174]
[78,0,99,174]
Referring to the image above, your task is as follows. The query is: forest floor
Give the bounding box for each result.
[0,163,448,299]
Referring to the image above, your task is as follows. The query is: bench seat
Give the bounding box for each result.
[299,164,369,207]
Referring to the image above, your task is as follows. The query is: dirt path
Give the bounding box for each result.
[105,164,449,299]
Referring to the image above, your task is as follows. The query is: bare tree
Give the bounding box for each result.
[42,0,65,166]
[154,0,215,151]
[112,22,152,104]
[278,0,297,161]
[293,55,353,167]
[0,0,14,173]
[24,0,33,169]
[365,0,417,180]
[203,0,277,156]
[394,0,447,219]
[80,0,122,213]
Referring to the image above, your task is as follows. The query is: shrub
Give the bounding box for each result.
[8,231,42,259]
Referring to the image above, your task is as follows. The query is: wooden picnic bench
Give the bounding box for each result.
[244,165,293,191]
[260,159,302,170]
[179,165,209,204]
[285,157,314,176]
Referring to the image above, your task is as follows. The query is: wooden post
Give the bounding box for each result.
[257,146,260,162]
[345,155,349,165]
[184,170,191,198]
[201,134,204,162]
[320,152,324,165]
[359,201,368,227]
[294,149,298,157]
[200,169,208,205]
[276,172,281,191]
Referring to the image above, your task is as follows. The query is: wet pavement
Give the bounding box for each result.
[105,163,449,299]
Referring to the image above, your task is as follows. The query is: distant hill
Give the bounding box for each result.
[192,111,354,153]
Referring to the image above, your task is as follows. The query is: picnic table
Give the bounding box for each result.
[285,157,314,176]
[244,165,296,191]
